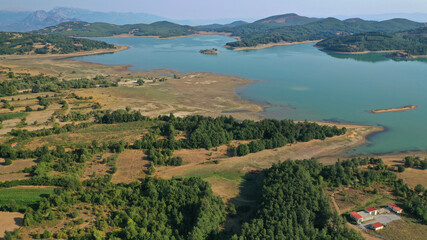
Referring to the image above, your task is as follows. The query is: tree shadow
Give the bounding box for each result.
[221,170,265,237]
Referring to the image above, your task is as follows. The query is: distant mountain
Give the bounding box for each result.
[197,21,248,30]
[10,10,79,32]
[225,17,425,48]
[316,26,427,57]
[0,7,168,32]
[47,7,167,25]
[35,21,198,38]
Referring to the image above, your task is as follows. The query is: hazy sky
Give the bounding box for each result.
[1,0,427,19]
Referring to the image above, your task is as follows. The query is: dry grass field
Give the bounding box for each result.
[0,158,37,174]
[112,150,150,183]
[0,212,24,238]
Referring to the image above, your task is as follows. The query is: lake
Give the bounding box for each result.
[74,35,427,155]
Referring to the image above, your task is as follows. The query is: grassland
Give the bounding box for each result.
[0,186,55,206]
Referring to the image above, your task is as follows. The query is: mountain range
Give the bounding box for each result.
[0,7,168,32]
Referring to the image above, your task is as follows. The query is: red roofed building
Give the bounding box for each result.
[365,207,378,216]
[370,222,384,231]
[350,211,363,224]
[388,203,403,213]
[10,142,18,148]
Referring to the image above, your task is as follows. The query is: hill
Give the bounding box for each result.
[35,21,198,38]
[225,17,425,48]
[197,21,248,30]
[316,26,427,57]
[0,32,115,55]
[254,13,320,25]
[214,13,320,38]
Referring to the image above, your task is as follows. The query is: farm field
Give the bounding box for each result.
[0,186,55,206]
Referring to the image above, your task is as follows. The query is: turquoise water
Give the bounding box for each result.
[74,35,427,155]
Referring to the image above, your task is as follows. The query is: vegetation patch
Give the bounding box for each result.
[0,186,54,206]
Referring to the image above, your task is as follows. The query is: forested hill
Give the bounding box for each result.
[224,17,424,48]
[316,26,427,56]
[0,32,115,55]
[212,13,320,38]
[35,21,198,38]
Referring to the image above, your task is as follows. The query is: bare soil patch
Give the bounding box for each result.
[0,172,30,182]
[82,153,114,180]
[0,158,37,174]
[0,212,24,238]
[112,150,150,183]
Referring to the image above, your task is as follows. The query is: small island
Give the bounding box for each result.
[371,105,419,113]
[200,48,219,55]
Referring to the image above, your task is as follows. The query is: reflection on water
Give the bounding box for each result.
[325,51,427,64]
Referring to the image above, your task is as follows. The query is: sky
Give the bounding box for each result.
[1,0,427,20]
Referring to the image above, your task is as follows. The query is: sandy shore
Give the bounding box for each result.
[80,31,240,40]
[228,40,321,51]
[371,105,419,113]
[320,49,427,59]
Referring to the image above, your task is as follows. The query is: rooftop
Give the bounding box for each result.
[389,203,402,211]
[350,211,363,219]
[371,222,384,229]
[365,207,377,212]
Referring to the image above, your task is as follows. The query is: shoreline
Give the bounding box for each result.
[0,40,404,158]
[227,40,321,51]
[319,48,427,59]
[78,31,240,41]
[0,44,130,61]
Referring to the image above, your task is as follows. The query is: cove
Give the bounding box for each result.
[73,35,427,155]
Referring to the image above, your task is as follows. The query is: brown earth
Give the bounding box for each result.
[0,212,24,238]
[111,150,150,183]
[0,158,37,174]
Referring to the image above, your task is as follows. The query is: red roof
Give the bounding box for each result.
[350,211,362,219]
[389,203,402,211]
[10,142,18,147]
[365,207,377,212]
[371,222,384,229]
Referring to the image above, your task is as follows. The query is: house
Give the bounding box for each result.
[365,207,378,216]
[370,222,384,231]
[388,203,403,213]
[10,142,18,148]
[350,211,363,224]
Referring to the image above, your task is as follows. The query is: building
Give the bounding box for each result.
[388,203,403,213]
[10,142,18,148]
[350,211,363,224]
[370,222,384,231]
[365,207,378,216]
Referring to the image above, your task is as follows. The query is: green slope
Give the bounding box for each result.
[0,32,115,55]
[225,18,424,48]
[35,21,198,38]
[316,26,427,56]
